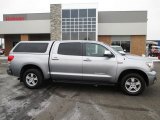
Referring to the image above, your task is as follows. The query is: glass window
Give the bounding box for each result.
[13,43,48,53]
[88,9,96,17]
[62,32,70,40]
[58,42,82,56]
[111,41,130,52]
[79,25,83,28]
[62,22,65,25]
[84,43,109,57]
[61,8,97,41]
[112,41,120,46]
[92,25,96,28]
[88,18,91,21]
[62,10,70,18]
[79,29,82,32]
[66,22,70,25]
[62,19,65,22]
[66,19,70,21]
[92,18,96,21]
[62,29,66,32]
[88,25,91,28]
[121,41,130,52]
[79,9,87,17]
[88,29,91,32]
[84,25,87,28]
[71,32,78,40]
[88,32,96,40]
[71,10,78,18]
[66,29,70,32]
[79,32,87,40]
[71,22,74,25]
[92,29,96,31]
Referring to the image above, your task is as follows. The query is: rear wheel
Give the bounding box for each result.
[22,69,43,89]
[120,73,146,95]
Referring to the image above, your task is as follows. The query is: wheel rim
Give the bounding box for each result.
[26,73,38,87]
[125,77,141,93]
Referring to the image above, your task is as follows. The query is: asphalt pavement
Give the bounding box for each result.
[0,61,160,120]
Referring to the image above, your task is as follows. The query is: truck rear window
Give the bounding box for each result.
[13,43,48,53]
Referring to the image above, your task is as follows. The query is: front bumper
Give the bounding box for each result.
[147,71,157,85]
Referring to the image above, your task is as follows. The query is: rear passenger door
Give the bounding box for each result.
[50,42,83,81]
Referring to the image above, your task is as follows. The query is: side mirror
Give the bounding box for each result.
[104,51,113,57]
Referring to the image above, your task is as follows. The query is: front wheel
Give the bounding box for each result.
[120,73,146,95]
[22,69,43,89]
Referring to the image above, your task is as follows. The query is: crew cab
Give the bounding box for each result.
[7,41,157,95]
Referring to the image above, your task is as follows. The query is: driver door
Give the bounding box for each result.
[82,43,117,83]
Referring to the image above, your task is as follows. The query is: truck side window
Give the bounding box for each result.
[84,43,110,57]
[58,42,82,56]
[13,43,48,53]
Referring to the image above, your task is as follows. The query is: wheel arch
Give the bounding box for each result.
[20,64,44,82]
[118,69,149,86]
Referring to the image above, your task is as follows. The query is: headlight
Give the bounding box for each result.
[146,62,154,69]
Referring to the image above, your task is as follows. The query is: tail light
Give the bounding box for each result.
[8,55,14,62]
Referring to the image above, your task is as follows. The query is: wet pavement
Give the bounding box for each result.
[0,62,160,120]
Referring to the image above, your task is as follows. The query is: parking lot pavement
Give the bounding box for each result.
[0,63,160,120]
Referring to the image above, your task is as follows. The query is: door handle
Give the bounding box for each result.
[52,57,59,60]
[83,58,91,62]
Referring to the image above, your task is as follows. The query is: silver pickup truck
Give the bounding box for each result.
[7,40,156,95]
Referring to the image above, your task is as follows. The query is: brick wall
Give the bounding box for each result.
[4,35,13,56]
[98,35,111,45]
[21,34,29,41]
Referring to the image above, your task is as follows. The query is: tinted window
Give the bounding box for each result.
[62,10,70,18]
[88,9,96,17]
[62,32,70,40]
[13,43,48,53]
[84,43,109,57]
[71,10,78,18]
[79,9,87,17]
[58,43,82,56]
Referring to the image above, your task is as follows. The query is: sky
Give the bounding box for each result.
[0,0,160,40]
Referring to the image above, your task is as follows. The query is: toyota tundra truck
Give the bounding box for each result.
[7,40,157,95]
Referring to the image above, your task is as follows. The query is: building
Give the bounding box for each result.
[0,4,147,56]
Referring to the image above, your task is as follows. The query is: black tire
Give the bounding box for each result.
[22,69,43,89]
[120,73,146,95]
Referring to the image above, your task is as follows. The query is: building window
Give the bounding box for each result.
[62,9,97,40]
[112,41,130,52]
